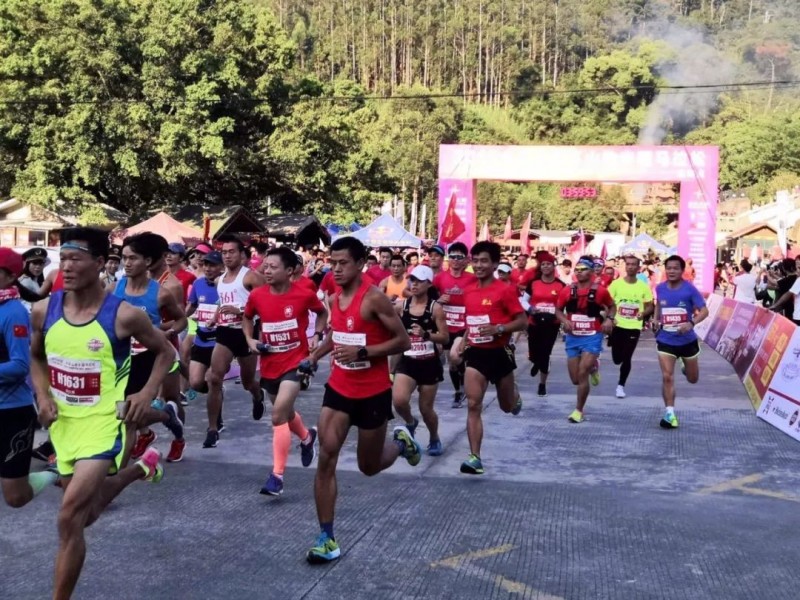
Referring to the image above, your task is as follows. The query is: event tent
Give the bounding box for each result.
[337,213,421,248]
[112,211,204,245]
[620,233,669,255]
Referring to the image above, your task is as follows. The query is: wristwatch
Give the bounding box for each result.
[315,331,324,341]
[496,324,505,335]
[357,347,368,360]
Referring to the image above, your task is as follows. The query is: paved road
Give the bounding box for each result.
[3,332,799,599]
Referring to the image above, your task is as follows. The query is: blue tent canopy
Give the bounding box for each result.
[336,213,422,248]
[620,233,669,255]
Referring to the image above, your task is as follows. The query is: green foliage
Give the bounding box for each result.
[77,204,109,226]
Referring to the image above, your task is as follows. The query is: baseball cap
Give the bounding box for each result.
[0,248,24,278]
[194,243,212,255]
[427,244,445,256]
[497,263,513,274]
[408,265,434,282]
[202,250,223,264]
[167,242,186,256]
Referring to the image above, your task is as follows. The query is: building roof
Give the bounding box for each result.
[111,212,204,244]
[0,198,127,229]
[261,214,331,246]
[726,222,778,240]
[173,204,265,238]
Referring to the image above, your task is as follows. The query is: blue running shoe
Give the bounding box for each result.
[164,401,184,440]
[407,417,419,438]
[427,439,443,456]
[306,532,341,564]
[300,427,318,467]
[260,473,284,496]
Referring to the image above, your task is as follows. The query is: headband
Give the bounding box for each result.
[61,242,93,254]
[577,258,594,269]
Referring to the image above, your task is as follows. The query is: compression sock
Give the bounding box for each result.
[449,369,461,392]
[272,423,291,477]
[288,411,310,443]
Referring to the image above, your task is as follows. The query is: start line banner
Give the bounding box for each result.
[696,294,800,442]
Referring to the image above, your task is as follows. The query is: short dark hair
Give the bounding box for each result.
[266,246,299,269]
[448,242,468,256]
[406,251,419,260]
[62,227,110,260]
[254,242,269,255]
[623,255,641,265]
[471,241,501,263]
[781,258,796,273]
[122,233,169,265]
[390,254,406,265]
[367,254,377,262]
[665,254,686,270]
[740,259,752,273]
[561,259,572,267]
[330,236,367,262]
[216,233,246,252]
[378,246,392,256]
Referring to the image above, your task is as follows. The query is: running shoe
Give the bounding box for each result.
[529,363,539,378]
[217,414,225,433]
[537,383,547,397]
[166,439,185,463]
[589,365,600,387]
[306,532,341,564]
[511,394,522,416]
[202,429,219,448]
[392,425,422,466]
[451,391,464,408]
[179,392,188,406]
[260,473,284,496]
[131,430,157,460]
[46,454,58,474]
[568,409,584,423]
[252,389,266,421]
[137,447,164,483]
[300,427,318,467]
[300,374,310,390]
[459,453,484,475]
[406,417,419,438]
[660,411,679,429]
[427,439,444,456]
[32,440,55,462]
[164,401,184,440]
[615,385,626,399]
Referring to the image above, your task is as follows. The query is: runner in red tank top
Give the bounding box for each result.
[456,241,527,476]
[243,247,328,497]
[305,237,417,564]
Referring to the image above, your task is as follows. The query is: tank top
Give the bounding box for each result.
[114,277,160,354]
[328,279,391,399]
[52,270,64,292]
[385,276,407,300]
[217,266,250,329]
[401,298,438,360]
[43,291,130,419]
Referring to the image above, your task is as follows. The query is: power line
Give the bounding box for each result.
[0,79,796,107]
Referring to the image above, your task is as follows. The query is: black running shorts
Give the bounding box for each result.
[216,327,251,358]
[657,339,701,360]
[261,371,302,397]
[0,405,36,479]
[322,385,393,430]
[190,344,214,368]
[395,356,444,386]
[125,350,157,397]
[464,345,517,384]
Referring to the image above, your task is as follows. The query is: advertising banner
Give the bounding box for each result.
[703,298,736,351]
[744,316,797,410]
[757,327,800,441]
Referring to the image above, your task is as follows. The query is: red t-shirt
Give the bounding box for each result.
[527,278,566,324]
[556,283,613,335]
[433,270,477,333]
[464,279,523,349]
[294,275,318,293]
[518,268,538,292]
[366,265,391,285]
[319,271,338,296]
[173,268,197,303]
[244,282,324,379]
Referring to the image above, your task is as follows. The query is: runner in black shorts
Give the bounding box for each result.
[392,265,449,456]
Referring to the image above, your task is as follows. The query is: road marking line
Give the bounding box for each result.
[697,473,800,503]
[430,543,515,569]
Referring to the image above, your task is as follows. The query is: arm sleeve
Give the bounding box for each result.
[188,284,198,305]
[243,295,257,319]
[0,305,31,384]
[504,285,524,316]
[643,284,654,303]
[555,286,569,310]
[691,285,707,309]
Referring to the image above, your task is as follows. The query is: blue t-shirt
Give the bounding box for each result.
[0,298,33,410]
[189,277,219,348]
[655,280,706,346]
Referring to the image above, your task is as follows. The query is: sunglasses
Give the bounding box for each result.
[448,254,466,260]
[574,267,591,273]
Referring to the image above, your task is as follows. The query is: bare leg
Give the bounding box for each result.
[658,353,677,408]
[575,352,597,413]
[206,344,234,431]
[314,408,350,525]
[464,367,489,456]
[392,374,417,425]
[418,384,440,441]
[356,422,399,475]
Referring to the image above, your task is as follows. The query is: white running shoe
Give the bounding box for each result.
[615,385,626,398]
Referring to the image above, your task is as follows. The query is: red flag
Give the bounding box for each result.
[600,239,608,260]
[503,216,512,240]
[519,213,531,255]
[567,228,586,262]
[478,220,491,241]
[439,192,466,244]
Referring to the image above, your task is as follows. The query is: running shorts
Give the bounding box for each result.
[322,384,393,430]
[565,332,604,358]
[50,416,126,477]
[0,405,36,479]
[464,346,516,384]
[190,344,214,367]
[261,370,301,397]
[216,327,251,358]
[126,351,157,396]
[395,356,444,386]
[657,340,701,360]
[442,330,465,351]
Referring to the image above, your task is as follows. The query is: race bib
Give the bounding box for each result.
[49,356,102,406]
[661,307,688,332]
[443,305,466,329]
[569,314,597,336]
[262,319,301,353]
[131,337,147,355]
[332,331,369,370]
[217,303,244,328]
[195,303,217,328]
[534,303,556,315]
[466,314,493,345]
[618,302,640,319]
[405,335,436,358]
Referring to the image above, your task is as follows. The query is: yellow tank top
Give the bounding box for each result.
[43,292,131,419]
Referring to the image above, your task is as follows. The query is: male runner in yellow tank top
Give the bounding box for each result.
[30,227,174,600]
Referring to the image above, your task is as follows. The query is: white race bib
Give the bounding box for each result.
[618,302,640,319]
[534,303,556,314]
[405,335,436,358]
[466,314,493,345]
[195,303,217,328]
[443,305,466,329]
[569,314,597,336]
[49,356,102,406]
[262,319,301,353]
[661,307,688,332]
[218,303,244,328]
[332,331,369,370]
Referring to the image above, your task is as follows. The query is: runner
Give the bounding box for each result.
[558,259,573,284]
[366,246,392,285]
[427,244,445,277]
[184,251,223,423]
[165,243,197,305]
[607,255,654,399]
[0,247,58,507]
[204,234,267,449]
[392,265,449,456]
[455,242,526,475]
[379,254,408,304]
[510,252,530,289]
[522,252,565,397]
[242,246,327,496]
[304,236,417,563]
[115,233,187,462]
[555,256,616,423]
[433,242,475,408]
[653,255,709,428]
[180,243,211,404]
[29,227,173,599]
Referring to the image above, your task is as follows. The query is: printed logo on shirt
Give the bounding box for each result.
[346,316,355,331]
[86,338,105,352]
[481,298,492,306]
[13,324,28,338]
[199,295,206,302]
[284,305,294,319]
